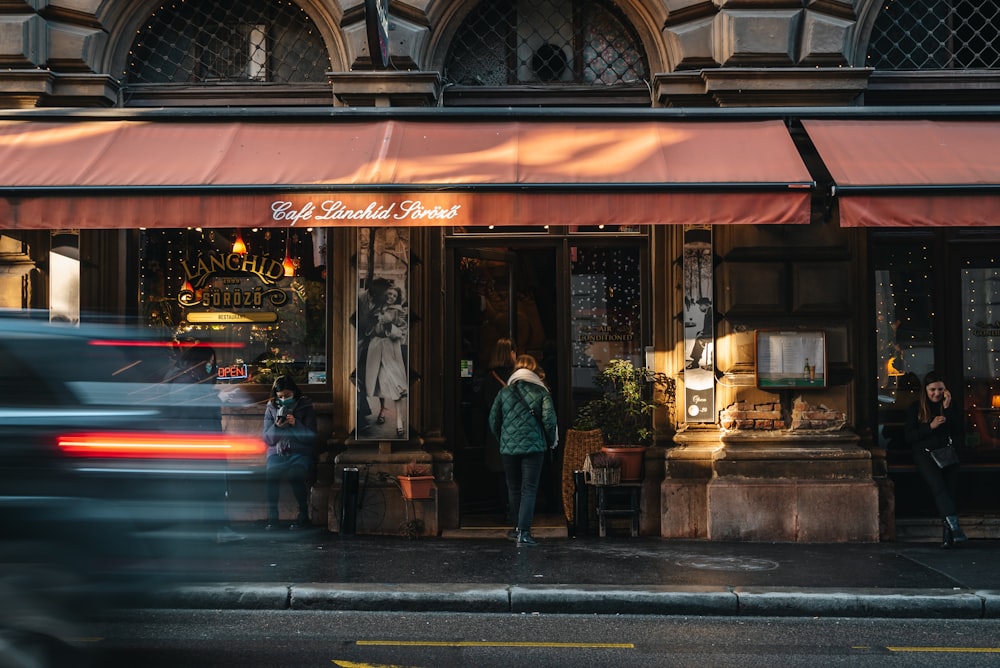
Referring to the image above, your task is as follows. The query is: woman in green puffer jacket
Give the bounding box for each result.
[489,354,558,547]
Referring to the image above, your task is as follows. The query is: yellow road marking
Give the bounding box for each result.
[356,640,634,649]
[333,661,410,668]
[887,647,1000,653]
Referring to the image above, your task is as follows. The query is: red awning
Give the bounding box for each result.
[0,118,813,229]
[802,119,1000,227]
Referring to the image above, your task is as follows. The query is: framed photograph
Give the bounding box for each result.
[755,330,826,389]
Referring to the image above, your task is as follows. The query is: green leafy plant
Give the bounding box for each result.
[573,358,672,446]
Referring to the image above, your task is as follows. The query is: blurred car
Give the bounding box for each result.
[0,316,265,666]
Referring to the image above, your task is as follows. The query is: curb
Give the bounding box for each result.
[148,583,1000,618]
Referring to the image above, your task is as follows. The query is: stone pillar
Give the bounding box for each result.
[663,427,724,539]
[665,427,880,542]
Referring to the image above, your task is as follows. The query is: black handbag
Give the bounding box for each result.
[927,437,959,469]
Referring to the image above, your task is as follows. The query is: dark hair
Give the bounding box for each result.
[179,344,216,383]
[489,337,515,370]
[271,375,302,403]
[918,370,945,423]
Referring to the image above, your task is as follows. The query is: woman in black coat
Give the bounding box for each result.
[904,370,966,547]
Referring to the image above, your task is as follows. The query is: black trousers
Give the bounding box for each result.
[913,446,960,518]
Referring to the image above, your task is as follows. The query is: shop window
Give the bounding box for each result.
[874,243,936,451]
[140,228,327,387]
[124,0,330,87]
[960,262,1000,451]
[444,0,647,86]
[867,0,1000,69]
[570,245,644,413]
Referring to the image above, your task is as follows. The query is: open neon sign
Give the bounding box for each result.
[217,364,249,380]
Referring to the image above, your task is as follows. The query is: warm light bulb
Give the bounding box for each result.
[232,232,247,254]
[283,253,295,277]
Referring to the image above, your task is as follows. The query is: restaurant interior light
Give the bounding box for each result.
[232,231,247,254]
[282,232,295,277]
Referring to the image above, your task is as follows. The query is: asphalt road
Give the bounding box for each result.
[82,609,1000,668]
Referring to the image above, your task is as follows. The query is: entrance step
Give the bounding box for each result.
[443,513,568,539]
[896,515,1000,542]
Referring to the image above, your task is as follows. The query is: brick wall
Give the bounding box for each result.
[719,397,845,432]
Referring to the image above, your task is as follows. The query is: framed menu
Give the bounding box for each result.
[755,330,826,389]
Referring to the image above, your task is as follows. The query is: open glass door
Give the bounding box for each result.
[452,246,560,518]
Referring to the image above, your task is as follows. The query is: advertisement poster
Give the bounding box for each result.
[355,228,410,440]
[683,226,715,422]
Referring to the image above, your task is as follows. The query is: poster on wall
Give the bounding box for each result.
[682,225,715,423]
[355,228,410,440]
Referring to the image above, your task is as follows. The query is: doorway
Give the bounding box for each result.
[875,232,1000,516]
[451,246,561,519]
[447,238,648,523]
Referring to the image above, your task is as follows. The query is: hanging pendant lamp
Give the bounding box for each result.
[282,231,295,277]
[232,230,247,255]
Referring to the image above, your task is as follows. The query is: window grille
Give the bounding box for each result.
[444,0,647,86]
[124,0,330,86]
[867,0,1000,69]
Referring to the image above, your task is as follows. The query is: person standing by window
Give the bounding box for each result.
[489,354,557,547]
[904,371,966,547]
[263,375,317,530]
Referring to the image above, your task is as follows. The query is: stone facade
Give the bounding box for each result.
[0,0,993,540]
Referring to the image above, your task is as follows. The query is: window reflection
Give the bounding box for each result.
[570,245,643,412]
[874,244,935,451]
[140,228,327,386]
[962,266,1000,450]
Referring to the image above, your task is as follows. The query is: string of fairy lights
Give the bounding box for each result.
[877,244,1000,446]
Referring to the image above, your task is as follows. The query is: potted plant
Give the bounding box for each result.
[573,358,671,481]
[586,451,622,486]
[397,461,434,500]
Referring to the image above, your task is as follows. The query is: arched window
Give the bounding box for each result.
[867,0,1000,69]
[124,0,330,87]
[444,0,647,87]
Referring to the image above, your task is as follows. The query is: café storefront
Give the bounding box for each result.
[0,109,833,536]
[4,109,1000,539]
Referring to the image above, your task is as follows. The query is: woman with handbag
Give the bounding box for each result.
[904,371,966,547]
[489,354,558,547]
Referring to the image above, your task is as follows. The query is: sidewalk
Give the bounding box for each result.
[142,524,1000,619]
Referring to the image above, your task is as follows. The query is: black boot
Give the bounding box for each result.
[516,530,538,547]
[941,520,954,548]
[945,515,968,544]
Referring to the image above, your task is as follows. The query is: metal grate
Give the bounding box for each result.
[125,0,330,85]
[444,0,647,86]
[868,0,1000,69]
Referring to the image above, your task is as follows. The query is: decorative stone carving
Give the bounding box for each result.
[0,13,44,67]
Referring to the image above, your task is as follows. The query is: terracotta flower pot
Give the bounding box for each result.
[398,475,434,500]
[601,446,646,481]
